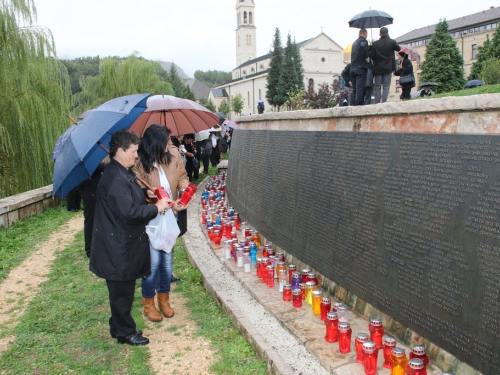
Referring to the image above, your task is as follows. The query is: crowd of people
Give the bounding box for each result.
[341,27,415,105]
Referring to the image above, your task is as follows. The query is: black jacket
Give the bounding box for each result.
[351,36,370,69]
[370,35,401,75]
[341,64,351,87]
[394,56,415,88]
[89,159,158,281]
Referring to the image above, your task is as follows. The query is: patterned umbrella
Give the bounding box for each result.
[398,45,421,64]
[129,95,220,136]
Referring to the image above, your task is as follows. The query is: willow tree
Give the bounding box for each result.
[74,55,175,114]
[0,0,72,198]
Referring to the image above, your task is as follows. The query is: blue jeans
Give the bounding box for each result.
[142,244,172,298]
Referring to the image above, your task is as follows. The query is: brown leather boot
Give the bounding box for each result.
[141,297,163,322]
[157,292,174,318]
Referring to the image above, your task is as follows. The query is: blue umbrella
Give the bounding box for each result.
[53,93,151,198]
[464,79,484,88]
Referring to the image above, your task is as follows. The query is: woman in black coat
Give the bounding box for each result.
[394,51,415,100]
[90,130,171,346]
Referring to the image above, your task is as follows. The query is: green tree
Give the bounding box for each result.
[204,98,216,112]
[184,84,196,101]
[488,25,500,58]
[468,36,492,80]
[194,70,232,87]
[292,37,304,90]
[0,0,72,198]
[231,94,244,116]
[266,28,284,108]
[420,20,465,93]
[481,58,500,84]
[168,63,188,98]
[61,56,101,95]
[74,55,174,114]
[275,33,301,107]
[218,100,231,116]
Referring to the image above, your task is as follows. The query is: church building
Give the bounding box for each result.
[209,0,345,118]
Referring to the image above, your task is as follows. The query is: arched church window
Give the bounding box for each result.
[260,64,264,70]
[247,91,250,106]
[251,67,255,72]
[243,70,247,75]
[249,12,253,24]
[244,11,247,24]
[308,78,314,91]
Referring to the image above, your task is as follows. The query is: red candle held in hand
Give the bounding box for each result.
[178,182,197,206]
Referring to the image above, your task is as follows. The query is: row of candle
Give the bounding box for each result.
[202,174,454,375]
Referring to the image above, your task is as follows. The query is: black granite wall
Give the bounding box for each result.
[227,129,500,375]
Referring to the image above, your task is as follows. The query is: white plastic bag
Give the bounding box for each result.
[145,210,180,252]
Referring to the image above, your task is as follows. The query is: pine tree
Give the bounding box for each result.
[266,28,283,108]
[420,20,465,93]
[274,33,299,107]
[184,84,196,101]
[0,0,72,197]
[168,63,188,97]
[292,37,304,90]
[468,35,492,80]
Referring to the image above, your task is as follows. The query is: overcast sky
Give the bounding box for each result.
[32,0,498,77]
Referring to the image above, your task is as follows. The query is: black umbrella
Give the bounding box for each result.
[464,79,484,88]
[419,82,439,87]
[215,111,227,119]
[348,10,393,29]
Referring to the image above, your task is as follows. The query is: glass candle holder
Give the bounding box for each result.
[263,243,270,258]
[283,284,292,301]
[304,281,317,305]
[410,345,429,366]
[362,341,378,375]
[320,297,332,321]
[244,228,251,238]
[301,268,311,283]
[275,251,285,262]
[407,358,426,375]
[266,265,275,287]
[262,260,268,282]
[243,252,251,273]
[383,336,396,369]
[291,272,301,290]
[307,271,318,285]
[236,248,244,268]
[288,264,297,283]
[355,332,369,363]
[292,289,302,307]
[299,283,306,300]
[312,290,323,314]
[208,227,214,242]
[276,261,287,282]
[391,347,408,375]
[324,312,339,343]
[278,269,287,292]
[332,301,342,312]
[223,240,232,259]
[213,229,222,246]
[337,304,350,322]
[369,317,384,349]
[256,258,262,277]
[337,322,352,353]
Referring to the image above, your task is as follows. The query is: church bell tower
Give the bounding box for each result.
[235,0,256,67]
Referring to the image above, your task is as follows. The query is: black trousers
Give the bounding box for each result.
[66,187,81,210]
[106,279,137,338]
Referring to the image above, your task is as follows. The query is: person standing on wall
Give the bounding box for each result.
[370,27,401,103]
[350,28,370,106]
[394,51,415,100]
[89,130,172,346]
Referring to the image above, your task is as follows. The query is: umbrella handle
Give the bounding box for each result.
[136,175,160,204]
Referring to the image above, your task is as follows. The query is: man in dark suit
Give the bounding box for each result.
[350,28,370,106]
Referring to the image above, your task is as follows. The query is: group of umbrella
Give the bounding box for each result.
[52,94,234,199]
[347,9,486,97]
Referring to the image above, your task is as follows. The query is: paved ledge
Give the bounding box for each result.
[235,93,500,125]
[183,184,448,374]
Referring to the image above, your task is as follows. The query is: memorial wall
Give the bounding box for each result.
[227,97,500,375]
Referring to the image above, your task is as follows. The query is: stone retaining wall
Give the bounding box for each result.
[229,94,500,375]
[0,185,60,228]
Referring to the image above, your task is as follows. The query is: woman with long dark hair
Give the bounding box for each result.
[133,125,191,322]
